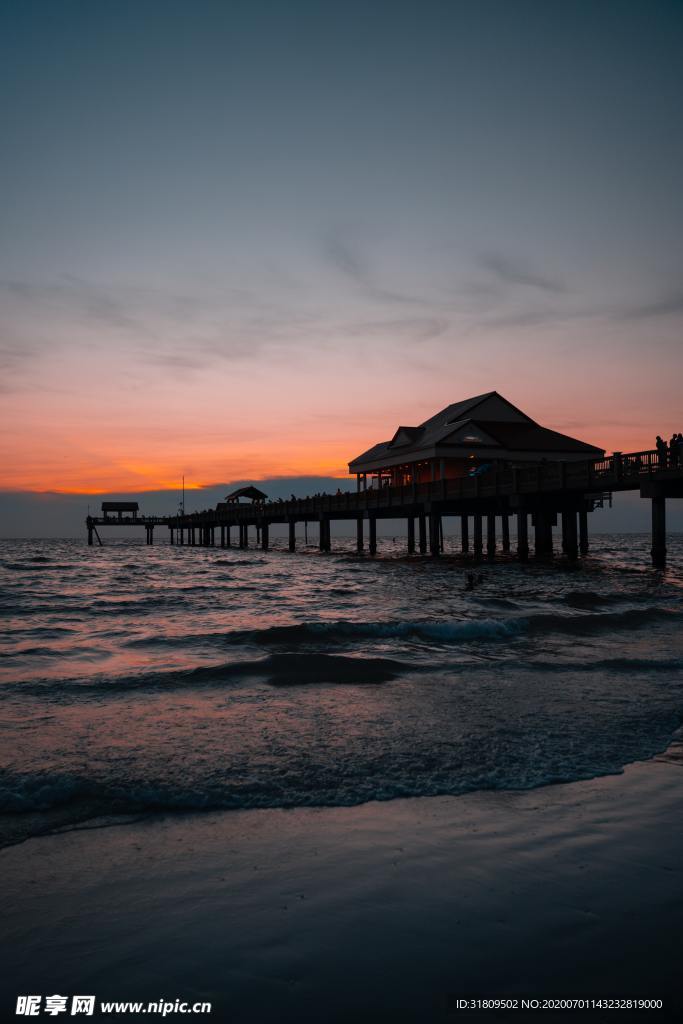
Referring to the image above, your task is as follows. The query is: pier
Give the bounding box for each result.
[86,448,683,567]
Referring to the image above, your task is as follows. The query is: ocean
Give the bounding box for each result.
[1,533,682,848]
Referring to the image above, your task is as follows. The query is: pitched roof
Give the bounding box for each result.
[348,392,603,469]
[225,486,268,502]
[102,501,139,511]
[473,421,603,454]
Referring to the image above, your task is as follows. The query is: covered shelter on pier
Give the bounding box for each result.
[101,501,139,520]
[348,391,604,490]
[223,486,268,503]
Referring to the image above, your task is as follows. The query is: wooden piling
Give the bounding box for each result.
[562,510,578,560]
[534,511,554,557]
[460,515,469,553]
[418,514,427,554]
[357,516,364,553]
[429,513,441,556]
[289,520,296,552]
[517,511,529,561]
[651,496,666,567]
[369,516,377,556]
[407,516,415,554]
[579,509,589,555]
[473,514,483,559]
[501,514,510,552]
[486,513,496,559]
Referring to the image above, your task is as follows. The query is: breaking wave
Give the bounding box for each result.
[122,606,682,652]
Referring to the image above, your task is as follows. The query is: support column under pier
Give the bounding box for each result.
[561,510,578,560]
[501,514,510,553]
[429,513,441,557]
[534,512,554,557]
[473,514,483,560]
[418,514,427,554]
[407,517,415,554]
[261,523,269,551]
[289,520,296,552]
[516,512,529,561]
[460,515,469,554]
[579,509,589,556]
[369,516,377,556]
[486,514,496,560]
[357,517,364,553]
[651,496,666,567]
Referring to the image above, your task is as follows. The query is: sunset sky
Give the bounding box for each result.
[1,0,682,496]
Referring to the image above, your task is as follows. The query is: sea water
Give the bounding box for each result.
[1,533,682,846]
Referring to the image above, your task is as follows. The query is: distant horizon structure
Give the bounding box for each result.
[348,391,605,491]
[222,486,269,504]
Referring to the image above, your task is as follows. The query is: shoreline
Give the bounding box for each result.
[3,726,683,852]
[2,738,682,1020]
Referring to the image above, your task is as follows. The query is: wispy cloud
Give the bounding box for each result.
[618,289,683,321]
[345,317,449,340]
[323,231,428,307]
[479,252,566,294]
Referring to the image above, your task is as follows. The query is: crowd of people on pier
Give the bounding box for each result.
[655,433,683,467]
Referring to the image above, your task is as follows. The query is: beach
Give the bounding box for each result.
[2,535,682,1019]
[2,739,682,1021]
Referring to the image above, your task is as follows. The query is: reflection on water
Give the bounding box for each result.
[1,534,682,843]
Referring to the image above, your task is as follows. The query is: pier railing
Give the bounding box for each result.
[86,448,677,530]
[170,447,672,524]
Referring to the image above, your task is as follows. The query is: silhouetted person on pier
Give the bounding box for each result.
[656,436,667,467]
[670,434,679,468]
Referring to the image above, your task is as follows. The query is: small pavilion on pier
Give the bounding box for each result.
[348,391,604,490]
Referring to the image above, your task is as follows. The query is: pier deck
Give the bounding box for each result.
[86,449,683,565]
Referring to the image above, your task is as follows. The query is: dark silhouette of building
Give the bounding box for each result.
[348,391,604,490]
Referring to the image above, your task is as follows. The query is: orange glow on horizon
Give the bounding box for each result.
[1,343,677,496]
[0,423,663,496]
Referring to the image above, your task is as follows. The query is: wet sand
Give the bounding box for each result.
[2,742,682,1022]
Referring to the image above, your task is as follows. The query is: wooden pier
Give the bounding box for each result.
[86,449,683,567]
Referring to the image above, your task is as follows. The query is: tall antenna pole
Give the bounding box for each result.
[182,475,185,516]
